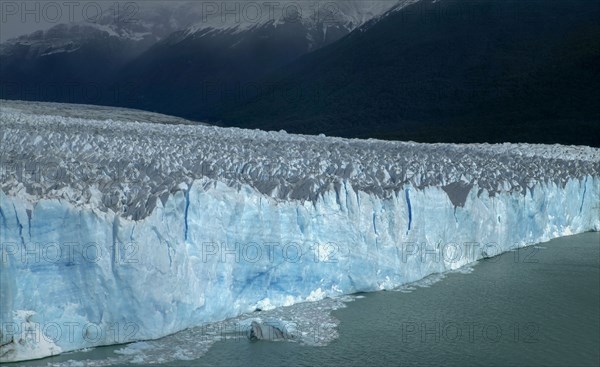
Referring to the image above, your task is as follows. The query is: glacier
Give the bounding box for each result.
[0,100,599,362]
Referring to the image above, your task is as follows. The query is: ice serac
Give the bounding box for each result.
[1,100,599,362]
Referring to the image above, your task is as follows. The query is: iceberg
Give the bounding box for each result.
[1,100,598,362]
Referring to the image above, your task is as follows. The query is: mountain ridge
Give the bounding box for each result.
[213,0,600,147]
[0,1,405,114]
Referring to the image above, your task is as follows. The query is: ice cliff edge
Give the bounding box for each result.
[1,100,599,361]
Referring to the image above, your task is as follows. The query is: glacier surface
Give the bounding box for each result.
[0,100,599,362]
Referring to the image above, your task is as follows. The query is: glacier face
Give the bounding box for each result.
[1,100,599,362]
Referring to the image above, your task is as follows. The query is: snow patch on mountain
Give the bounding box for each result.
[182,0,416,42]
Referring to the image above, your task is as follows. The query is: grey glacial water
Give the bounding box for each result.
[11,232,599,367]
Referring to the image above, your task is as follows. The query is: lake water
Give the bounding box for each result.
[12,232,599,367]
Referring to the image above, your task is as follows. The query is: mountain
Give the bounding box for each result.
[0,24,151,102]
[108,1,412,118]
[0,1,406,114]
[0,1,196,104]
[214,0,600,147]
[3,0,597,146]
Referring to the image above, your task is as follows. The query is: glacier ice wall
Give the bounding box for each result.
[1,100,599,361]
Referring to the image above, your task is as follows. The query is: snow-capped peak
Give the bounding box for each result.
[183,0,413,36]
